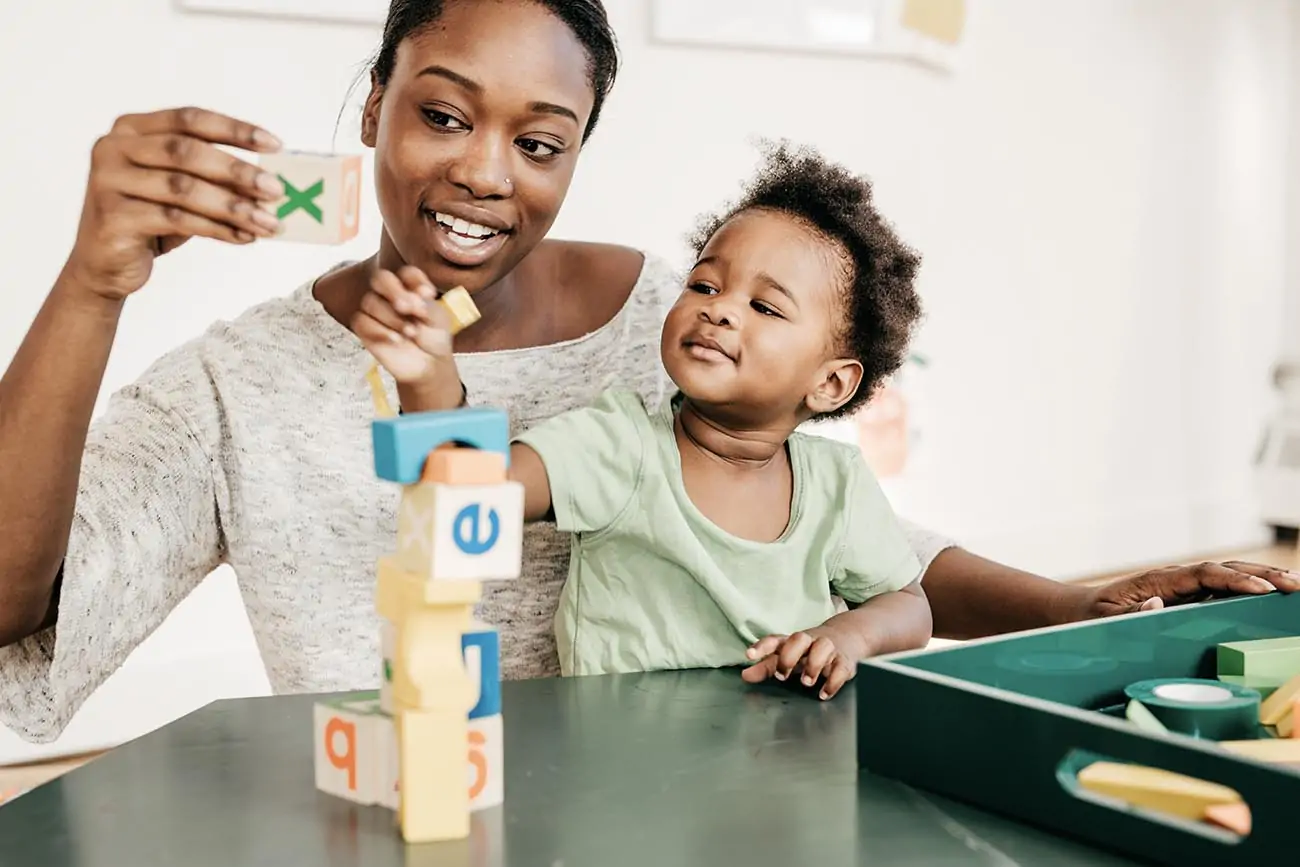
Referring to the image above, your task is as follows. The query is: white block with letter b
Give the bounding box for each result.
[313,695,388,805]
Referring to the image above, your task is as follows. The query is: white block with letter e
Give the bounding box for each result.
[396,481,524,581]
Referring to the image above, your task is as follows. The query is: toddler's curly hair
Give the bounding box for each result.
[688,141,923,420]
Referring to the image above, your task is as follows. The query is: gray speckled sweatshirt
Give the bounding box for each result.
[0,251,955,742]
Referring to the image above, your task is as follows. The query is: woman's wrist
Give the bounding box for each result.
[1047,582,1098,626]
[396,375,466,414]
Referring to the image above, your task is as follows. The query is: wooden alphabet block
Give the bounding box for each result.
[467,713,504,810]
[421,447,507,486]
[463,623,501,721]
[313,695,389,804]
[258,151,361,244]
[372,407,510,484]
[396,481,524,582]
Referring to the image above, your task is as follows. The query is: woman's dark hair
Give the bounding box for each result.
[372,0,619,142]
[688,140,924,421]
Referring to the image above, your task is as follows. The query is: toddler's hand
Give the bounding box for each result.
[352,266,461,407]
[740,626,864,700]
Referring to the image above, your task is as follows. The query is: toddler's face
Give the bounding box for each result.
[661,209,848,422]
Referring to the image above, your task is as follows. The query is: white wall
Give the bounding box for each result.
[0,0,1289,760]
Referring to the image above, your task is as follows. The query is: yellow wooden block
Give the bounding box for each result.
[365,363,395,419]
[1076,761,1241,821]
[395,708,469,843]
[1278,700,1297,738]
[1259,673,1300,725]
[438,287,481,335]
[376,558,479,713]
[1218,738,1300,764]
[376,556,482,616]
[391,606,475,713]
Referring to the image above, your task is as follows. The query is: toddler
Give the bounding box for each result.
[360,142,930,699]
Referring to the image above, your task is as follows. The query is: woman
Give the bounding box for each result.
[0,0,1293,742]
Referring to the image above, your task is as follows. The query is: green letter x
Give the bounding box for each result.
[277,176,324,223]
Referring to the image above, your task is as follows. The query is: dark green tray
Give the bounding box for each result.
[856,591,1300,866]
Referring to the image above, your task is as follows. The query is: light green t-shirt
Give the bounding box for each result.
[514,389,923,677]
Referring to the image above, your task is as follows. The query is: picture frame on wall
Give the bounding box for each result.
[648,0,963,71]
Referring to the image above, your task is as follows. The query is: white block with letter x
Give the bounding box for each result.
[397,481,524,582]
[257,150,362,244]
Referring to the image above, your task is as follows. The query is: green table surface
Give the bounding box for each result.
[0,669,1146,866]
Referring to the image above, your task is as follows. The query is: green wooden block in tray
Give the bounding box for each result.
[855,591,1300,867]
[1217,635,1300,680]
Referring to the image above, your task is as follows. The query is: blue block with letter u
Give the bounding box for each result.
[372,407,510,484]
[463,623,501,720]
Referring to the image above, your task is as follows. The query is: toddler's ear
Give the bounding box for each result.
[806,358,863,416]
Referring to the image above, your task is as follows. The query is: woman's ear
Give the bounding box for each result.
[361,71,383,148]
[805,359,864,416]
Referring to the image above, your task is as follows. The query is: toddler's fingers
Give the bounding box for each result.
[819,657,857,701]
[740,654,780,684]
[746,635,786,661]
[774,632,813,682]
[800,637,837,688]
[371,268,432,321]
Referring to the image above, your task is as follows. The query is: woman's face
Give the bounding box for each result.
[362,0,594,294]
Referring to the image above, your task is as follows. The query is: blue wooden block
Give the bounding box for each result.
[371,407,510,484]
[463,624,501,720]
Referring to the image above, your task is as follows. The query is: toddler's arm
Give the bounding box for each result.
[742,581,931,700]
[354,266,645,533]
[507,444,554,523]
[743,448,933,700]
[819,580,933,659]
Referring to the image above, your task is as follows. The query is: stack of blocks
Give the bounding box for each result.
[313,289,524,843]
